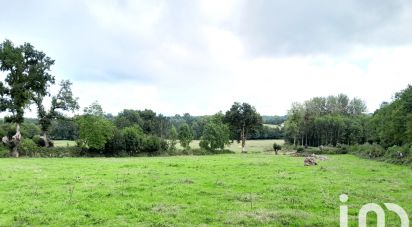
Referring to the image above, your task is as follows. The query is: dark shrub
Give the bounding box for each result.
[142,135,162,153]
[297,147,305,153]
[104,129,126,156]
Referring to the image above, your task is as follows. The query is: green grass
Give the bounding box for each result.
[53,140,76,147]
[0,154,411,226]
[177,139,284,153]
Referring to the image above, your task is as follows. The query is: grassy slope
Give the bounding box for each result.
[0,154,411,226]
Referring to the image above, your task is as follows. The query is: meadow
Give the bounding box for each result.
[0,150,411,226]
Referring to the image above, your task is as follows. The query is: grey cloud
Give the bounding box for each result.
[233,0,412,56]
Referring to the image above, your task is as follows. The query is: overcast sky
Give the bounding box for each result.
[1,0,412,116]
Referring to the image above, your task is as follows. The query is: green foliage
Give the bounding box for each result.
[168,125,178,151]
[0,39,56,124]
[122,125,144,155]
[296,147,305,153]
[19,138,38,156]
[114,109,143,129]
[104,129,126,155]
[20,123,41,139]
[370,85,412,147]
[76,103,115,151]
[49,119,78,140]
[34,80,79,136]
[284,94,369,147]
[349,143,386,159]
[224,102,262,141]
[199,114,230,152]
[178,123,193,150]
[348,143,412,167]
[142,135,166,154]
[0,144,8,157]
[272,143,282,154]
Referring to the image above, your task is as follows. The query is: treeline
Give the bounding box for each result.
[283,85,412,167]
[284,94,369,147]
[47,112,284,141]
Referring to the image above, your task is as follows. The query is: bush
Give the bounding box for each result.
[142,135,162,154]
[0,144,9,157]
[104,129,126,156]
[296,147,305,153]
[273,143,282,154]
[19,138,38,156]
[385,144,411,164]
[122,126,144,155]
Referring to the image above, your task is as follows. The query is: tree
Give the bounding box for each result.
[273,142,282,155]
[199,114,230,152]
[33,80,79,147]
[168,125,178,151]
[0,40,55,157]
[122,125,144,155]
[76,102,114,151]
[114,109,143,129]
[49,118,78,140]
[178,123,192,150]
[284,94,370,147]
[224,102,262,153]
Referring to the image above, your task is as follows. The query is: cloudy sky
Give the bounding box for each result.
[1,0,412,116]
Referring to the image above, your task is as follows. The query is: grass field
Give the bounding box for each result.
[54,139,284,153]
[53,140,77,147]
[0,153,411,226]
[177,139,284,153]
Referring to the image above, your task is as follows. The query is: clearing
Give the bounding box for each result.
[0,153,411,226]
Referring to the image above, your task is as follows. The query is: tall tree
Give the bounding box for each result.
[76,102,114,151]
[178,123,193,150]
[0,40,55,157]
[224,102,262,153]
[199,113,230,152]
[33,80,79,147]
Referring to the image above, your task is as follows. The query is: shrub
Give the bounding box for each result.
[178,123,193,150]
[19,138,38,156]
[296,147,305,153]
[0,144,9,157]
[273,143,282,155]
[385,144,411,164]
[142,135,162,154]
[104,129,126,156]
[122,126,144,155]
[199,119,230,152]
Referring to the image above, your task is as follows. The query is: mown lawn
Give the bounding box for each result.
[0,154,411,226]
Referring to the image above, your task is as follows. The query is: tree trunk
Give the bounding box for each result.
[10,123,21,157]
[293,136,296,147]
[241,126,246,153]
[43,131,50,147]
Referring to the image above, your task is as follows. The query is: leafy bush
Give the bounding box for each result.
[122,125,144,155]
[349,143,386,159]
[142,135,162,154]
[199,119,230,152]
[104,129,126,155]
[385,144,411,165]
[273,143,282,154]
[19,138,38,156]
[0,144,9,157]
[296,147,305,153]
